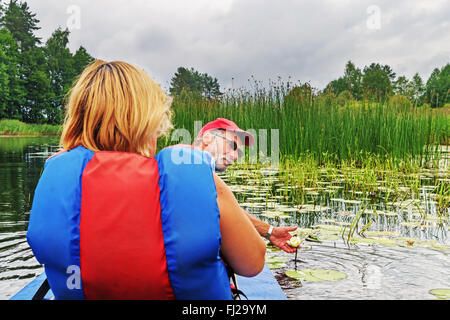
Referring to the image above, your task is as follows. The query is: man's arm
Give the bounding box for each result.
[243,211,298,253]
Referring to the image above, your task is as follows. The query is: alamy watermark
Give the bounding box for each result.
[67,5,81,30]
[362,264,382,290]
[366,5,381,30]
[169,121,280,170]
[66,265,81,290]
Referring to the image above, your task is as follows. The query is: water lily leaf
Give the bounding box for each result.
[364,230,401,237]
[373,210,398,216]
[431,244,450,252]
[349,238,379,245]
[317,234,341,241]
[277,206,300,213]
[320,219,336,223]
[267,262,287,269]
[285,269,347,282]
[330,198,361,205]
[350,237,397,246]
[313,224,343,233]
[429,288,450,300]
[423,215,446,223]
[337,210,356,217]
[240,202,266,208]
[298,204,330,212]
[265,255,288,263]
[400,221,433,228]
[260,212,277,218]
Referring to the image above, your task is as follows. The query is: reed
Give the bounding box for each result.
[170,84,449,165]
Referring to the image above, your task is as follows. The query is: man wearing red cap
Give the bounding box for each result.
[194,118,298,253]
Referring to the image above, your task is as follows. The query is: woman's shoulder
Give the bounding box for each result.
[156,145,214,169]
[44,145,94,169]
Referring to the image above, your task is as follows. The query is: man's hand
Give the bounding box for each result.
[269,226,299,253]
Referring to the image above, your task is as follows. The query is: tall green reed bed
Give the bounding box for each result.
[172,85,449,242]
[169,85,449,165]
[0,119,61,136]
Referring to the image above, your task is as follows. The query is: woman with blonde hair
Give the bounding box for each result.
[26,60,265,300]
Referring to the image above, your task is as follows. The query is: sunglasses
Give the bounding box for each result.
[210,132,243,156]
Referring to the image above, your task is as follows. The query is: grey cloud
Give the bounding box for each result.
[22,0,450,91]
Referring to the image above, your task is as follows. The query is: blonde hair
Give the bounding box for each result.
[60,60,173,157]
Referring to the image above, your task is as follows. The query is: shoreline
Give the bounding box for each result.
[0,134,60,137]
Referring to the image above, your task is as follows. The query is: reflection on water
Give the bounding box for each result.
[0,136,448,299]
[0,136,60,299]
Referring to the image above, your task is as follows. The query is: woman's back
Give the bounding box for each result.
[27,145,232,299]
[26,60,264,300]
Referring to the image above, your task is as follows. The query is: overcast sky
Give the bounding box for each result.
[16,0,450,91]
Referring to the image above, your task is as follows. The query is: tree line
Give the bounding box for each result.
[1,0,448,126]
[323,61,449,108]
[0,0,94,124]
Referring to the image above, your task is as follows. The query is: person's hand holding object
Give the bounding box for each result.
[269,226,299,253]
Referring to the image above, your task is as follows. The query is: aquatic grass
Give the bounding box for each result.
[0,119,61,136]
[342,196,370,242]
[171,84,449,165]
[435,181,450,217]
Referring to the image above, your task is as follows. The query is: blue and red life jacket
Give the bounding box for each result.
[26,145,232,300]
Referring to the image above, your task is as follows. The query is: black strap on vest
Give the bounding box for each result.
[228,268,248,300]
[32,278,50,300]
[219,251,248,300]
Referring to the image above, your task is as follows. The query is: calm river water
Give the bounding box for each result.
[0,136,448,299]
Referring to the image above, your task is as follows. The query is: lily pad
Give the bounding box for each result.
[240,202,267,208]
[317,234,341,241]
[320,218,336,223]
[285,269,347,282]
[267,262,287,269]
[330,198,361,205]
[337,210,356,217]
[373,210,398,216]
[265,255,288,264]
[431,244,450,252]
[277,206,300,213]
[400,221,433,228]
[350,237,397,246]
[429,288,450,300]
[313,224,343,233]
[364,230,401,237]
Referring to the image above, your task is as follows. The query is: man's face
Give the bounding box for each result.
[204,130,244,172]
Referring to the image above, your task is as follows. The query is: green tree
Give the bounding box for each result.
[323,61,362,99]
[362,63,393,100]
[324,77,348,96]
[20,47,53,123]
[343,61,363,100]
[393,75,409,96]
[0,27,24,119]
[410,73,425,106]
[44,27,76,124]
[1,0,53,123]
[170,67,222,98]
[72,45,94,77]
[0,33,9,118]
[425,64,450,108]
[0,0,40,52]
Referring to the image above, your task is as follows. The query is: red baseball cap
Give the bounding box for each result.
[197,118,255,146]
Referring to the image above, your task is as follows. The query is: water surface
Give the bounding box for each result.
[0,136,448,300]
[0,136,59,299]
[220,159,449,300]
